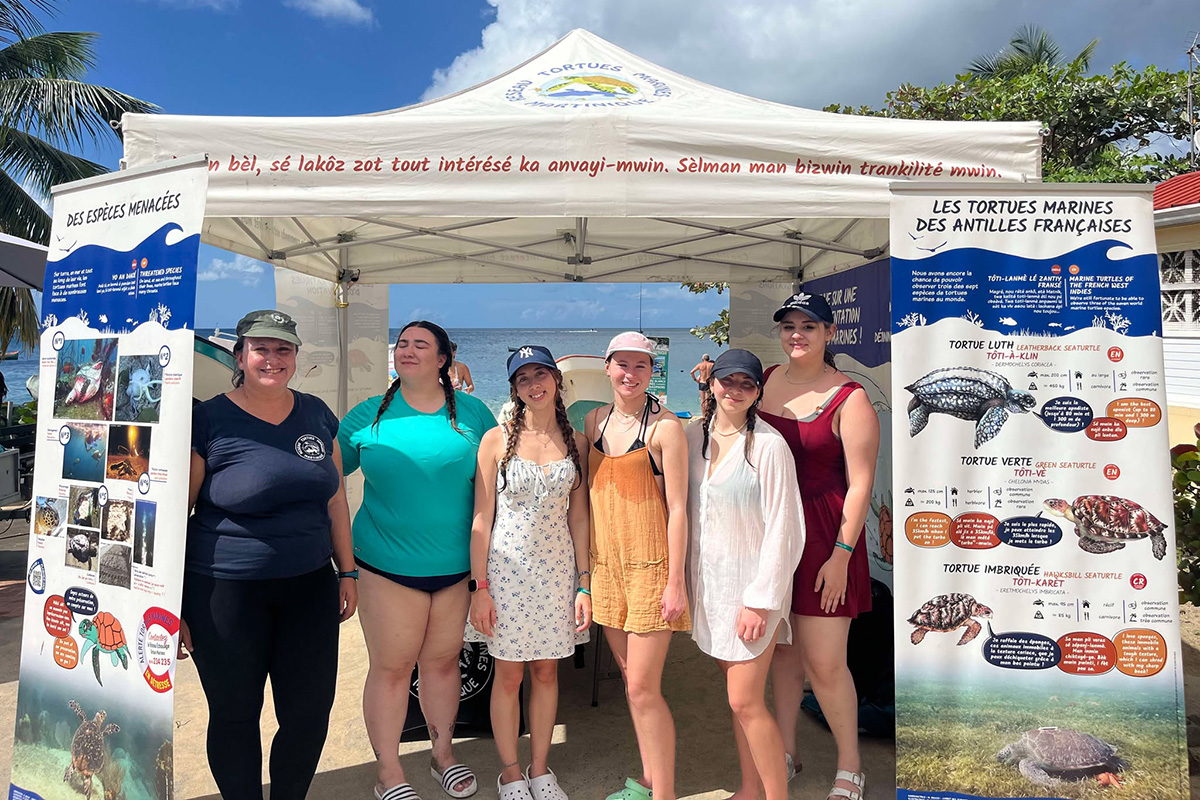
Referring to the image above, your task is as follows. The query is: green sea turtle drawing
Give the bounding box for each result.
[79,611,130,685]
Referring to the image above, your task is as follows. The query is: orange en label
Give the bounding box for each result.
[905,512,951,547]
[1105,398,1161,428]
[1055,632,1116,675]
[1113,629,1167,677]
[950,513,1000,549]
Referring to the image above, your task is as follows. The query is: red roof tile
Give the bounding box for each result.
[1155,171,1200,211]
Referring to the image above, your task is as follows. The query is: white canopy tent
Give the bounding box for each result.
[122,29,1042,291]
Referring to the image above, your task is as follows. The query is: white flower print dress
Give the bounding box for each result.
[468,455,589,661]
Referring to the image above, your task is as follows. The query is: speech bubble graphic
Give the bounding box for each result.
[53,635,79,669]
[982,624,1062,670]
[1114,629,1167,677]
[63,587,98,617]
[1106,398,1161,428]
[43,595,72,638]
[905,512,952,548]
[950,513,1001,549]
[996,516,1063,548]
[1085,417,1127,442]
[1056,632,1116,675]
[1038,396,1094,433]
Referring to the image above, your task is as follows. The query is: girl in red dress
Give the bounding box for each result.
[757,292,878,800]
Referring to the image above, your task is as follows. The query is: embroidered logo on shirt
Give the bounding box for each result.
[295,434,327,461]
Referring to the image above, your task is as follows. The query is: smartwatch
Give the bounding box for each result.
[337,569,359,580]
[468,578,489,593]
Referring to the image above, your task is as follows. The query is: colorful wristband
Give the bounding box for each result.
[577,587,591,596]
[833,541,854,554]
[338,569,359,580]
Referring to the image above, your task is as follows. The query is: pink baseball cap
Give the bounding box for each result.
[605,331,656,359]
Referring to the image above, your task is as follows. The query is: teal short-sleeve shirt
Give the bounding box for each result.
[339,390,497,576]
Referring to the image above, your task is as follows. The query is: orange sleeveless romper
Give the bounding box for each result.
[588,415,691,634]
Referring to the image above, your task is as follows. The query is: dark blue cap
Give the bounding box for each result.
[507,344,557,379]
[711,349,764,385]
[773,291,834,324]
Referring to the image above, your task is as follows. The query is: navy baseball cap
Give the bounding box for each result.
[711,349,764,386]
[773,291,834,324]
[507,345,557,379]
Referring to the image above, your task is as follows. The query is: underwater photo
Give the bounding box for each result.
[53,338,118,421]
[115,355,163,423]
[106,425,151,483]
[133,500,156,568]
[61,424,107,483]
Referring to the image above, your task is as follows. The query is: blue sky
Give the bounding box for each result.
[46,0,1194,327]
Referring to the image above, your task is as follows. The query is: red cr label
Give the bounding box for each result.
[1130,573,1147,590]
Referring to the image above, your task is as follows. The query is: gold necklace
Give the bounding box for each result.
[611,401,647,422]
[783,364,829,386]
[712,421,749,436]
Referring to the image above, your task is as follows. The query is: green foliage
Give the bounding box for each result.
[967,24,1096,79]
[0,282,39,354]
[10,398,34,424]
[681,282,729,345]
[1172,428,1200,606]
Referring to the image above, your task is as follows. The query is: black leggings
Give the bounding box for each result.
[182,565,339,800]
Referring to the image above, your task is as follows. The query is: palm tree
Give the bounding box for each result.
[0,0,157,355]
[969,24,1098,79]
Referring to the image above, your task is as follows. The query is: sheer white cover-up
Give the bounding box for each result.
[685,418,806,662]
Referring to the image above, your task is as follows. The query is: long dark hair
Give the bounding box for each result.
[498,367,581,493]
[372,321,462,435]
[775,316,839,369]
[701,379,760,469]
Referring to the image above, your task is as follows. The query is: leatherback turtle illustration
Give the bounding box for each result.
[996,727,1127,787]
[79,611,130,685]
[907,593,993,645]
[1044,495,1168,561]
[905,367,1036,448]
[64,700,119,800]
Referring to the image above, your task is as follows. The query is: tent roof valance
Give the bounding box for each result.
[122,29,1042,284]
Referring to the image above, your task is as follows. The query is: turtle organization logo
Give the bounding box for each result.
[410,642,494,701]
[137,606,180,693]
[505,63,672,110]
[295,434,327,461]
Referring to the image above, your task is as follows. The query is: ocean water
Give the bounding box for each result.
[1,328,727,419]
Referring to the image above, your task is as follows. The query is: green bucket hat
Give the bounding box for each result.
[235,309,302,346]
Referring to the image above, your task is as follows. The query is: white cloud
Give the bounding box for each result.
[520,299,606,321]
[423,0,1192,109]
[283,0,374,25]
[199,254,266,286]
[406,307,446,324]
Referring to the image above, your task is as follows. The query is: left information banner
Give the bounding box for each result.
[10,157,208,800]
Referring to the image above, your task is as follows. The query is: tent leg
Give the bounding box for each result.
[337,248,350,417]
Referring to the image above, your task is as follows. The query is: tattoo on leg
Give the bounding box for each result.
[501,760,519,770]
[428,724,438,742]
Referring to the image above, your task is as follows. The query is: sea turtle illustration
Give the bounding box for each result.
[79,611,130,685]
[996,727,1127,787]
[63,700,119,800]
[905,367,1036,448]
[68,533,97,565]
[540,75,638,97]
[907,593,993,645]
[1043,495,1168,561]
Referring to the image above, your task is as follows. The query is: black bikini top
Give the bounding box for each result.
[593,393,664,477]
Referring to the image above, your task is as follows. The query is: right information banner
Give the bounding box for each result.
[889,184,1188,800]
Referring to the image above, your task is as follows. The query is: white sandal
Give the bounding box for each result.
[375,783,421,800]
[497,775,533,800]
[525,766,569,800]
[828,769,865,800]
[431,763,478,799]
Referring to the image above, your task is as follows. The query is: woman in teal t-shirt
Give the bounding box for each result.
[340,321,496,800]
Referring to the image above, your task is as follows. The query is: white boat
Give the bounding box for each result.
[193,334,237,401]
[556,354,612,432]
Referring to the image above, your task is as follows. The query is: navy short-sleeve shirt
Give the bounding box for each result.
[188,391,340,579]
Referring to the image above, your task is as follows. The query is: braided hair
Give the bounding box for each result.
[372,321,463,435]
[700,379,761,469]
[498,368,581,493]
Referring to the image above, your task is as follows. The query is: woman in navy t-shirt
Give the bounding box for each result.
[182,310,358,800]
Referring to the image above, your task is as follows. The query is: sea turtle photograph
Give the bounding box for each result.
[905,366,1036,448]
[65,527,99,571]
[63,699,120,800]
[908,593,993,645]
[996,727,1128,787]
[1043,495,1168,561]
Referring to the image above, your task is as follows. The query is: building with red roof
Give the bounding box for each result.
[1156,170,1200,444]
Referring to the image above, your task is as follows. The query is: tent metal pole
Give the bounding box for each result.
[588,238,787,281]
[352,217,570,263]
[231,218,276,261]
[337,247,350,417]
[350,237,565,273]
[278,218,513,259]
[587,219,791,263]
[799,219,861,271]
[655,217,874,258]
[291,217,341,271]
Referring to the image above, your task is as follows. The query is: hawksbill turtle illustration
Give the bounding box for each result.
[907,593,993,645]
[996,727,1127,787]
[63,700,119,800]
[1043,495,1168,561]
[905,367,1036,448]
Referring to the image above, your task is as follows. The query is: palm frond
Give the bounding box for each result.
[0,285,42,354]
[1072,38,1098,71]
[0,164,49,242]
[0,127,104,195]
[0,77,159,150]
[0,31,97,80]
[0,0,54,43]
[968,52,1003,78]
